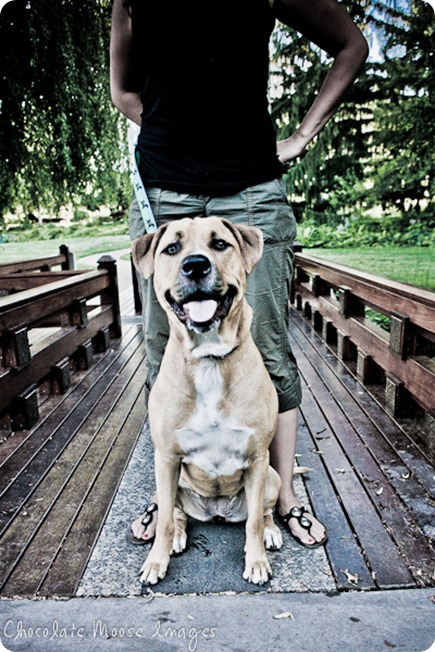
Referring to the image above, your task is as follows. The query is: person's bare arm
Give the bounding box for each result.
[110,0,143,125]
[272,0,369,163]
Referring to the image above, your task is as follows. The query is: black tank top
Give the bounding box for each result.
[131,0,283,194]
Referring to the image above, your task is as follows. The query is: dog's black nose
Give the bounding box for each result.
[181,255,211,280]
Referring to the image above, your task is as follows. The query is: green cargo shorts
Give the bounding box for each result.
[129,178,302,413]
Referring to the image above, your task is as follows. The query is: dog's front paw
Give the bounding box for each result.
[140,554,169,586]
[243,556,272,585]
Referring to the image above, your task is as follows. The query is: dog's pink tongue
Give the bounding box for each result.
[184,300,218,323]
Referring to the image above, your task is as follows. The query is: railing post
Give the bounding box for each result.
[2,328,31,368]
[12,384,39,430]
[94,327,110,353]
[130,253,143,315]
[98,255,122,338]
[70,298,88,327]
[322,318,336,345]
[390,312,411,360]
[312,274,327,297]
[338,286,364,319]
[337,330,354,361]
[77,339,93,370]
[60,244,75,270]
[51,358,72,395]
[385,372,407,417]
[357,349,380,384]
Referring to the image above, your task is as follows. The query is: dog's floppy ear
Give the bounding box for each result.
[132,224,168,279]
[221,220,264,274]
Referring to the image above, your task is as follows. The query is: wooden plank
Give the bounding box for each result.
[296,408,376,590]
[0,324,139,465]
[0,255,67,274]
[39,394,146,597]
[292,310,435,497]
[0,362,146,597]
[290,325,416,588]
[294,310,434,536]
[0,271,84,291]
[0,332,146,593]
[291,314,434,586]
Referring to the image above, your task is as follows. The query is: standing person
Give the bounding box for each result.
[110,0,368,549]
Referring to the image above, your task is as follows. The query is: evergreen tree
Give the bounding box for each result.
[368,0,434,223]
[270,0,372,225]
[270,0,433,228]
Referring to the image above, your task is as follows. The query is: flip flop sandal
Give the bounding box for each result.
[279,506,328,549]
[126,502,158,546]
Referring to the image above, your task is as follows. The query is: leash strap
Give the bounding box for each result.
[133,145,158,234]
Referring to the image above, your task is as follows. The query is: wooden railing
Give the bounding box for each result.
[0,244,75,275]
[0,255,121,431]
[292,252,435,422]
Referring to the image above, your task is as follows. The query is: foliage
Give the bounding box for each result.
[297,214,435,248]
[367,0,434,218]
[271,0,434,231]
[0,0,130,223]
[270,0,373,224]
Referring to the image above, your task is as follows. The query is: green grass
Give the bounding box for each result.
[1,234,433,293]
[0,235,131,264]
[308,246,435,292]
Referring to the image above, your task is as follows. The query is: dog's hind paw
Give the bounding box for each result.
[243,557,271,585]
[264,524,283,551]
[172,533,187,555]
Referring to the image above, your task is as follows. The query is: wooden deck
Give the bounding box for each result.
[289,308,434,591]
[0,278,433,598]
[0,284,147,598]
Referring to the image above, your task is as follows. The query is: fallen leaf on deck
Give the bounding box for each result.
[273,612,295,621]
[341,569,359,585]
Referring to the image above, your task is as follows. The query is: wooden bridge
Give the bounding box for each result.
[0,247,433,597]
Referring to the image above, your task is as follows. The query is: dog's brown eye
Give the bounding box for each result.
[164,241,181,255]
[211,238,229,251]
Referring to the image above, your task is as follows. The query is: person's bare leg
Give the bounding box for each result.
[269,408,326,545]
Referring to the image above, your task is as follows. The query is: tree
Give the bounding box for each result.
[0,0,129,223]
[367,0,434,223]
[270,0,373,224]
[270,0,434,228]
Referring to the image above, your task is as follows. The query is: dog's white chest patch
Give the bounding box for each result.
[177,359,253,478]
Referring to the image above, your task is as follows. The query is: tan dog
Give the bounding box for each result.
[132,216,282,586]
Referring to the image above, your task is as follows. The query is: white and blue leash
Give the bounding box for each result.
[133,143,158,234]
